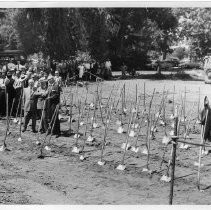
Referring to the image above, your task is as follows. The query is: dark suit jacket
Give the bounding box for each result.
[200,106,211,141]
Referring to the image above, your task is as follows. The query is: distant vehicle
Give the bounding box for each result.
[179,59,202,69]
[156,57,180,71]
[204,55,211,84]
[0,50,26,65]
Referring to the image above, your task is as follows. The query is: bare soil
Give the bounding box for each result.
[0,72,211,205]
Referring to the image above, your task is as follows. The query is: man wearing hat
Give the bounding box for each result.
[32,73,39,88]
[13,70,23,116]
[35,79,48,133]
[22,79,38,133]
[45,75,61,137]
[39,71,44,80]
[54,70,62,87]
[0,71,7,117]
[5,70,15,116]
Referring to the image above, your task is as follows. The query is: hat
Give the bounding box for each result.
[21,74,26,79]
[47,75,54,81]
[28,79,34,84]
[40,79,47,84]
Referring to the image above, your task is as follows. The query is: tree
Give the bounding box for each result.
[15,8,88,60]
[173,8,211,61]
[6,7,178,71]
[0,9,20,50]
[147,8,178,61]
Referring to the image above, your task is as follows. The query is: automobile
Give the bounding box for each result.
[179,59,202,69]
[156,57,180,71]
[165,57,180,67]
[204,55,211,84]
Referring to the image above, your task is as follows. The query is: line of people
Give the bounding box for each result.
[0,68,62,137]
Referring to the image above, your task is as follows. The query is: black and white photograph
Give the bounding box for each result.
[0,1,210,205]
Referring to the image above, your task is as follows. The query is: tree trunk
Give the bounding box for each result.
[156,63,161,74]
[162,50,167,60]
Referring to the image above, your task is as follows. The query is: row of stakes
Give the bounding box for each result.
[0,83,206,194]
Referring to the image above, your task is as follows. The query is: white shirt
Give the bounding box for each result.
[54,76,62,86]
[78,65,85,78]
[0,77,6,89]
[84,63,91,70]
[13,76,22,89]
[105,61,112,69]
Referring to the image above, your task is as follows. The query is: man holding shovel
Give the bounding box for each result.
[45,75,61,137]
[22,79,38,133]
[35,79,48,133]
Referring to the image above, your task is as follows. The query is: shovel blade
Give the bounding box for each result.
[131,146,139,153]
[72,146,81,153]
[121,143,130,150]
[116,164,126,171]
[160,175,171,182]
[44,146,51,151]
[97,160,105,166]
[79,155,85,160]
[0,145,5,152]
[87,136,94,142]
[142,168,152,174]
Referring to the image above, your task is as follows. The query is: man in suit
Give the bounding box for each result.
[5,70,15,116]
[0,71,6,117]
[35,79,48,133]
[22,79,38,133]
[13,70,23,116]
[46,75,61,137]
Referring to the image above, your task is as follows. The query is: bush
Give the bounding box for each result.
[172,47,188,60]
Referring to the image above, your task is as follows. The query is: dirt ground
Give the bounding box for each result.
[1,71,211,205]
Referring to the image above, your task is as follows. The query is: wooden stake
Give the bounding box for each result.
[3,92,9,148]
[173,85,175,115]
[74,100,82,146]
[81,106,91,154]
[197,108,208,191]
[19,88,23,140]
[144,82,146,111]
[37,99,47,142]
[197,87,200,120]
[99,101,113,163]
[145,89,155,170]
[68,93,74,133]
[169,107,178,205]
[120,102,134,166]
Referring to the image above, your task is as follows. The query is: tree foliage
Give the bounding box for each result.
[173,8,211,61]
[0,8,179,68]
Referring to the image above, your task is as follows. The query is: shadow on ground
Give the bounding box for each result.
[112,72,204,81]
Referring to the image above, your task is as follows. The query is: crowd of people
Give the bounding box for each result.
[0,57,113,138]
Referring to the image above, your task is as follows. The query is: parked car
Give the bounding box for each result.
[204,55,211,84]
[156,57,180,71]
[179,60,202,69]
